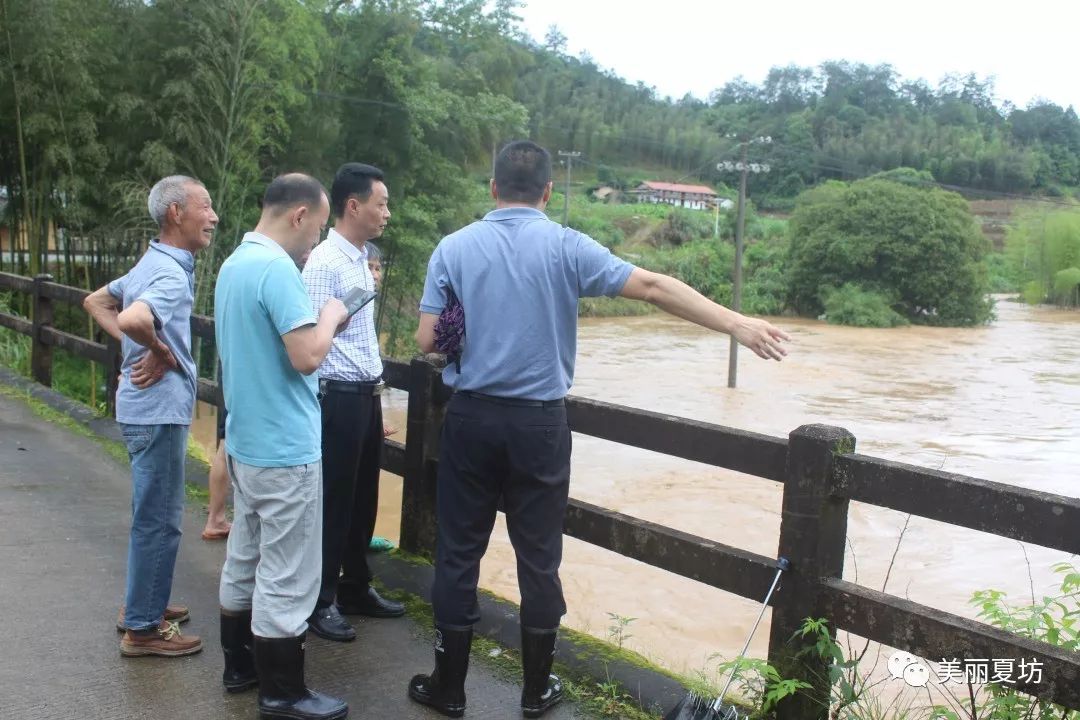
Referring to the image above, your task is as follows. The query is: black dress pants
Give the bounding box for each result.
[432,392,571,630]
[316,387,383,609]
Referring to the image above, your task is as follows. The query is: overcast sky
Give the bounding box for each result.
[513,0,1080,111]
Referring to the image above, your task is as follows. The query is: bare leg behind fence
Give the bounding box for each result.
[203,443,232,540]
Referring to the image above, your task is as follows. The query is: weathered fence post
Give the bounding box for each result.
[399,356,445,559]
[30,274,54,387]
[769,423,856,720]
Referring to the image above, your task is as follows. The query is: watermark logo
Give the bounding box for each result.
[889,651,931,687]
[935,658,1043,685]
[889,651,1044,687]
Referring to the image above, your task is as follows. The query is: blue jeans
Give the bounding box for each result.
[120,423,188,631]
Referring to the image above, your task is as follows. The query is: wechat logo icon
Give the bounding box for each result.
[889,650,931,687]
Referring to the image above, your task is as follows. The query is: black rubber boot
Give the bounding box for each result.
[221,610,258,693]
[407,625,473,718]
[520,626,563,718]
[253,634,348,720]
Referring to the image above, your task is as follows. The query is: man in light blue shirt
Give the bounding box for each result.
[418,203,632,401]
[83,175,218,658]
[214,173,349,720]
[409,141,791,718]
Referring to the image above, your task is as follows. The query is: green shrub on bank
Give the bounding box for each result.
[1053,266,1080,306]
[788,178,993,326]
[730,562,1080,720]
[654,207,716,246]
[985,252,1020,293]
[574,214,626,249]
[578,296,656,317]
[942,563,1080,720]
[741,237,790,316]
[635,237,734,306]
[821,284,909,327]
[1004,207,1080,307]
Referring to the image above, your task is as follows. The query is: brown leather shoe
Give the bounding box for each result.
[116,603,190,632]
[120,620,202,657]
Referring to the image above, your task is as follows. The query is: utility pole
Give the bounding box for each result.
[558,150,580,226]
[729,145,749,390]
[718,136,771,388]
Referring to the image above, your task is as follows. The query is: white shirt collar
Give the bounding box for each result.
[328,228,367,263]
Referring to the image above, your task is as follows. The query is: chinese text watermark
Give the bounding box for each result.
[888,651,1043,688]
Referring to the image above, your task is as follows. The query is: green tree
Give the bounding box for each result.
[6,0,1080,352]
[1005,207,1080,307]
[787,176,993,325]
[132,0,326,313]
[307,0,527,352]
[542,24,567,55]
[0,0,120,277]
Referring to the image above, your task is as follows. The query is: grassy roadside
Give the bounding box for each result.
[0,382,212,510]
[379,550,681,719]
[0,383,130,465]
[379,581,663,720]
[1,376,711,719]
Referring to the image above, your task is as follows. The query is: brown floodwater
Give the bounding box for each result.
[191,297,1079,702]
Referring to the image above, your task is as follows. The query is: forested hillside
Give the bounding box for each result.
[2,0,1078,346]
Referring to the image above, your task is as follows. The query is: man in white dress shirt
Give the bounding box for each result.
[301,162,405,643]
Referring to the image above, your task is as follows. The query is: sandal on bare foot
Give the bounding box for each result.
[201,524,231,541]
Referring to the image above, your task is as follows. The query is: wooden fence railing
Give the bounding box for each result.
[2,271,1078,718]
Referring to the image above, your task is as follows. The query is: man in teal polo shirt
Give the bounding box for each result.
[214,173,349,720]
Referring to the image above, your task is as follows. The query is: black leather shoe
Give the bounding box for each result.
[336,587,405,619]
[306,606,356,642]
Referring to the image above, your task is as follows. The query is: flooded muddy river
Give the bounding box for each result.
[192,297,1079,697]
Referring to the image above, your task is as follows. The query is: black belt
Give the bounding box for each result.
[458,391,564,408]
[319,378,384,396]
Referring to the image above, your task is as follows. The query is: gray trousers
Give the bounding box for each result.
[219,455,323,638]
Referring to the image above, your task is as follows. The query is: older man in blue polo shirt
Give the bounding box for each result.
[408,141,790,718]
[215,173,349,720]
[84,175,217,658]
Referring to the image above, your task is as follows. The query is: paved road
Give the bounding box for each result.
[0,391,583,720]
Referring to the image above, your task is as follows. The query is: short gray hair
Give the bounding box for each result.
[147,175,202,227]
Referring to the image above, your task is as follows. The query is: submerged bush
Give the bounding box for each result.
[821,284,909,327]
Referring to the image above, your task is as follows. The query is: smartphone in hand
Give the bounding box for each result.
[342,286,378,319]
